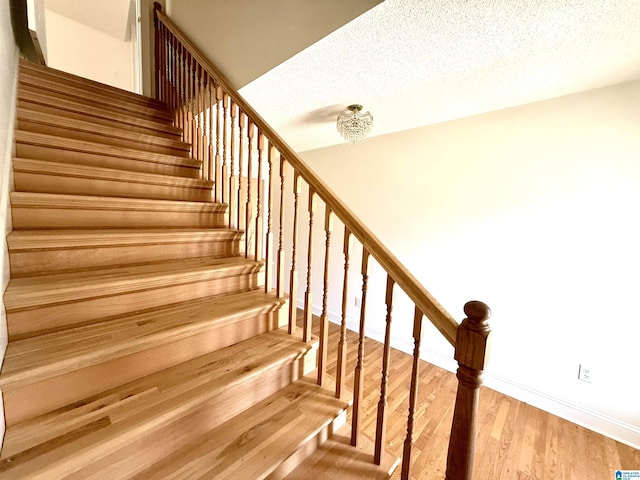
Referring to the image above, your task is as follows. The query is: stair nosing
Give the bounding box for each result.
[7,228,242,252]
[10,192,226,212]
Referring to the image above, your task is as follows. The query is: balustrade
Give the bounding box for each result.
[154,5,490,477]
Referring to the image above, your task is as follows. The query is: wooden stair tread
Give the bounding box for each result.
[284,424,400,480]
[19,59,167,110]
[15,131,198,168]
[0,329,317,478]
[17,108,190,152]
[7,228,241,251]
[13,158,211,190]
[10,191,225,213]
[4,256,260,311]
[0,290,283,389]
[18,81,172,123]
[18,91,182,137]
[18,76,173,122]
[132,376,348,480]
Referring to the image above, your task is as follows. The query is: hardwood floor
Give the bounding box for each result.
[303,313,640,479]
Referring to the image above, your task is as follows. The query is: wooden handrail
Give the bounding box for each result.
[154,7,459,345]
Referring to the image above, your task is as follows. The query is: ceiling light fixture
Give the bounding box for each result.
[336,104,373,145]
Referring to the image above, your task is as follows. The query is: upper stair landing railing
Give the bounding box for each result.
[154,5,491,479]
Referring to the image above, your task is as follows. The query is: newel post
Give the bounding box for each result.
[445,301,491,480]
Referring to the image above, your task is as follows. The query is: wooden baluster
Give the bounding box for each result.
[374,275,395,465]
[183,51,190,150]
[351,247,370,447]
[153,3,161,100]
[214,90,222,204]
[165,28,171,105]
[401,307,425,480]
[210,83,218,198]
[171,35,178,125]
[264,144,275,293]
[288,173,302,334]
[255,132,264,261]
[176,39,183,137]
[189,56,196,163]
[202,73,209,180]
[186,53,193,151]
[245,120,254,258]
[237,111,245,233]
[180,45,187,142]
[196,65,204,167]
[193,61,199,163]
[317,206,333,386]
[202,76,209,182]
[160,23,166,104]
[207,79,215,184]
[303,187,316,343]
[193,63,202,168]
[155,20,161,101]
[161,25,168,103]
[218,86,226,205]
[276,155,286,298]
[228,99,236,229]
[335,227,351,399]
[445,301,491,480]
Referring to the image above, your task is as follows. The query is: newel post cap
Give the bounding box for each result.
[454,301,492,371]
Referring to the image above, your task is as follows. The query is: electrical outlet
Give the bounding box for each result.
[354,296,361,307]
[578,364,592,383]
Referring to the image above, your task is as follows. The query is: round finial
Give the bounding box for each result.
[463,301,491,322]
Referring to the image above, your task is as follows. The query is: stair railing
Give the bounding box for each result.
[154,5,491,479]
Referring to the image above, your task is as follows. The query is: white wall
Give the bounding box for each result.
[0,0,19,450]
[299,81,640,448]
[44,9,134,91]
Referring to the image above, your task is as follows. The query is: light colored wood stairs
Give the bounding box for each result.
[0,61,375,478]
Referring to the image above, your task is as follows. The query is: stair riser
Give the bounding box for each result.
[7,271,265,339]
[3,309,290,426]
[17,118,190,157]
[18,97,182,139]
[14,171,213,203]
[16,143,200,178]
[10,239,241,277]
[11,207,225,230]
[19,81,173,122]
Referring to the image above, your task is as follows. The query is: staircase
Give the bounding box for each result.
[0,61,357,479]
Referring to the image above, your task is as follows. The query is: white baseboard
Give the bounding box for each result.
[296,299,640,450]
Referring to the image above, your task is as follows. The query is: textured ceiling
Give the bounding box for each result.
[239,0,640,152]
[165,0,383,89]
